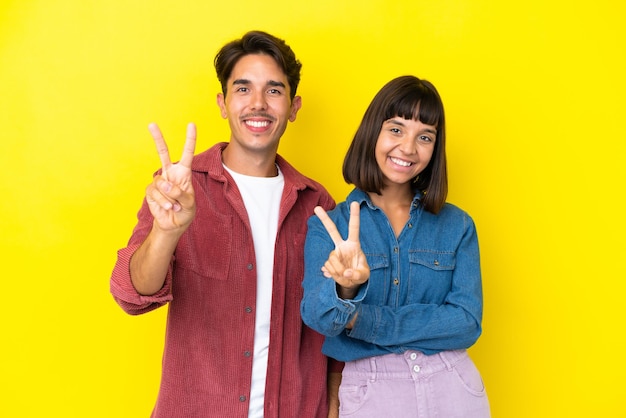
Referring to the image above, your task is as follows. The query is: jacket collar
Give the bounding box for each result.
[191,142,323,193]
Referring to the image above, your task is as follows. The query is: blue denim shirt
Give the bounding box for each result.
[301,188,483,362]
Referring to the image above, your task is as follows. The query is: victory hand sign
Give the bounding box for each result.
[146,122,197,233]
[130,123,197,296]
[314,201,370,300]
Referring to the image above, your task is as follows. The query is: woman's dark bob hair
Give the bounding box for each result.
[343,75,447,214]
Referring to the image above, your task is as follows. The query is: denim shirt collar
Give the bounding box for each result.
[346,188,423,213]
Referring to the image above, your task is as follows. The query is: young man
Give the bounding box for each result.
[111,31,339,418]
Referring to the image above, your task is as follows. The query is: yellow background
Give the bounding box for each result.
[1,0,624,416]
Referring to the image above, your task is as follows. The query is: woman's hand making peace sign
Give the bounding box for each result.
[314,201,370,300]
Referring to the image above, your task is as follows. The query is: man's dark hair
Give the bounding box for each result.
[214,31,302,100]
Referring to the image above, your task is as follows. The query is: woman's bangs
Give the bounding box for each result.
[389,89,442,127]
[414,92,443,127]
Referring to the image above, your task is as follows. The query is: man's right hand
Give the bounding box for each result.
[130,123,198,296]
[146,122,197,234]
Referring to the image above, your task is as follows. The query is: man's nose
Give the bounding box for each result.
[250,91,267,110]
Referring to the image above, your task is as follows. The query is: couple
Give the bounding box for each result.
[110,31,490,418]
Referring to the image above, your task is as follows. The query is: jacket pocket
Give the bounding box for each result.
[174,213,233,281]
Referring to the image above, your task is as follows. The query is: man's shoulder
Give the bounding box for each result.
[191,142,227,173]
[277,156,335,211]
[277,155,328,192]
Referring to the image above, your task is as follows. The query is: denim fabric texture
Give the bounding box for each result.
[301,188,483,362]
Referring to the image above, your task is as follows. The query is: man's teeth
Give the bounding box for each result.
[246,120,270,128]
[390,157,412,167]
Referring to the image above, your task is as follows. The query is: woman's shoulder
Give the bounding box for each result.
[329,189,368,215]
[432,202,474,223]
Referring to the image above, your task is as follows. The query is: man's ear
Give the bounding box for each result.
[288,95,302,122]
[216,93,227,119]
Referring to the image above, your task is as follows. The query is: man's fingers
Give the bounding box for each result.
[149,122,172,177]
[314,206,343,248]
[146,180,175,211]
[148,176,194,213]
[347,201,361,243]
[180,122,197,167]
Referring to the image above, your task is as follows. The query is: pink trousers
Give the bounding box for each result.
[338,350,490,418]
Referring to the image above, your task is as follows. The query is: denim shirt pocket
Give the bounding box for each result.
[364,254,390,304]
[407,250,456,303]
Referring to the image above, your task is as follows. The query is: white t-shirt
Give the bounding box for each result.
[224,165,284,418]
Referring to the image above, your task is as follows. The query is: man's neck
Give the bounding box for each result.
[222,144,278,177]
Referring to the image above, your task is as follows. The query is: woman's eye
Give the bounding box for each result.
[420,135,433,142]
[390,128,401,134]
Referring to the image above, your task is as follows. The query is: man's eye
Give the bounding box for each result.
[236,87,249,93]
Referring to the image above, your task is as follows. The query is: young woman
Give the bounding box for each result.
[301,76,490,417]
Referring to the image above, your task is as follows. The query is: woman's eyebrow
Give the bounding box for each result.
[384,119,437,134]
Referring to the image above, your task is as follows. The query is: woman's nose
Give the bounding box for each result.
[398,136,416,154]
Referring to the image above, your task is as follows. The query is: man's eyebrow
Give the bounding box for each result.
[267,80,286,88]
[231,79,286,87]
